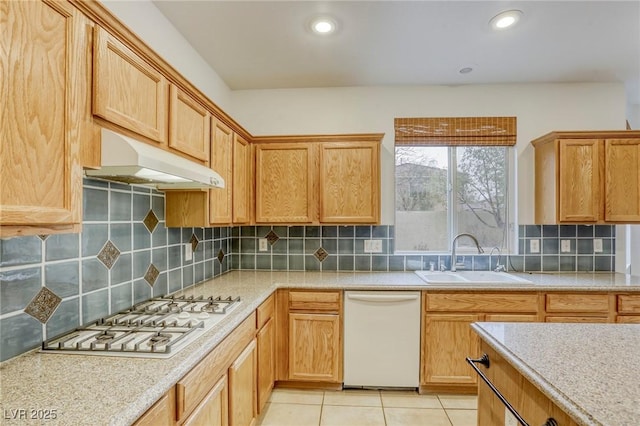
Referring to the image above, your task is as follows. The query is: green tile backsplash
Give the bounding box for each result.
[0,179,616,362]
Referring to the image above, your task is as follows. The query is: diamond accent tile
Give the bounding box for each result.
[265,230,280,245]
[217,249,225,263]
[24,287,61,324]
[144,264,160,286]
[97,240,120,269]
[190,234,199,252]
[143,210,159,233]
[38,234,49,241]
[314,247,329,262]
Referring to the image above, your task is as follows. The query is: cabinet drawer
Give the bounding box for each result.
[289,291,341,312]
[546,316,609,323]
[425,293,538,313]
[545,293,610,313]
[257,293,275,329]
[617,295,640,314]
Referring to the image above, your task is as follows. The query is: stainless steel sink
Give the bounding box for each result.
[415,270,533,285]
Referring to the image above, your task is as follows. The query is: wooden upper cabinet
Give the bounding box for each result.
[209,119,234,225]
[93,26,168,144]
[319,141,380,223]
[605,139,640,221]
[532,131,640,224]
[1,0,88,237]
[557,139,600,222]
[254,143,317,223]
[169,85,210,163]
[233,135,251,224]
[253,134,383,224]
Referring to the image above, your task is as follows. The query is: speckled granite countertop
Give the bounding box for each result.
[1,271,639,425]
[472,322,640,426]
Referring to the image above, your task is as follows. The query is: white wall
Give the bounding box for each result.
[229,83,627,225]
[101,0,231,109]
[628,104,640,130]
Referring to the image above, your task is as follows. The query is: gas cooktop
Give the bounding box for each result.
[41,295,241,358]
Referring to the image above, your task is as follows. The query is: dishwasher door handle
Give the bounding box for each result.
[346,293,420,303]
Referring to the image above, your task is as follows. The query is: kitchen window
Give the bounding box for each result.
[394,117,517,254]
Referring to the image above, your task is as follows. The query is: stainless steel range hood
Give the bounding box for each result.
[85,129,224,189]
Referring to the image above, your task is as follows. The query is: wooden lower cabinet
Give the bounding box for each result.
[421,292,540,393]
[229,340,257,426]
[422,314,481,389]
[616,315,640,323]
[288,313,341,382]
[134,388,176,426]
[256,317,275,414]
[182,376,228,426]
[477,342,577,426]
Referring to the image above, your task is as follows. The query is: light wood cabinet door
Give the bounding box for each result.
[169,85,210,162]
[182,376,228,426]
[1,0,86,236]
[209,119,234,224]
[93,26,168,144]
[134,387,176,426]
[616,316,640,323]
[228,340,257,426]
[319,142,380,223]
[605,139,640,222]
[256,317,275,414]
[288,313,341,382]
[422,314,481,386]
[255,143,317,223]
[558,139,600,222]
[233,135,251,224]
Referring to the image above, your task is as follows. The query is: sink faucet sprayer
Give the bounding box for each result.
[489,246,506,272]
[451,233,484,272]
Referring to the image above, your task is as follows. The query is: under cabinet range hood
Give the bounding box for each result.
[85,129,224,189]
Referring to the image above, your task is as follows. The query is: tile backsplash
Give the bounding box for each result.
[0,179,615,361]
[0,179,232,362]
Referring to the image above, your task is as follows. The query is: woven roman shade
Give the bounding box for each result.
[395,117,517,146]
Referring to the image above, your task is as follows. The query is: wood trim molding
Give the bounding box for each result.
[69,0,252,141]
[252,133,385,144]
[531,130,640,146]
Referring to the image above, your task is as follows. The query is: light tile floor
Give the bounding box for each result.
[257,389,477,426]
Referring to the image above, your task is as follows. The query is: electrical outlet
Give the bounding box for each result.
[593,238,603,253]
[258,238,269,252]
[184,243,193,261]
[561,240,571,253]
[364,239,383,253]
[529,239,540,254]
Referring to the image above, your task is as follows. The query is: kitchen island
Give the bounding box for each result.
[1,271,639,425]
[472,322,640,426]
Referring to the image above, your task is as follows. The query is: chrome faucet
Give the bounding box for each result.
[451,233,484,272]
[489,246,506,272]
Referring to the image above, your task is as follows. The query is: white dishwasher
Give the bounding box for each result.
[343,291,421,388]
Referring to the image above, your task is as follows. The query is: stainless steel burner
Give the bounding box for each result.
[148,333,171,347]
[95,331,117,342]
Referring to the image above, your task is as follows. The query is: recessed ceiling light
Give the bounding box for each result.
[459,67,473,74]
[309,16,337,35]
[489,10,522,30]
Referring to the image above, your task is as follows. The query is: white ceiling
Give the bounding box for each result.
[153,1,640,105]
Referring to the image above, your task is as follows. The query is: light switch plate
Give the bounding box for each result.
[259,238,269,252]
[593,238,603,253]
[529,239,540,253]
[561,240,571,253]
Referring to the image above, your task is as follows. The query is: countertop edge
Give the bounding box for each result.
[471,323,597,426]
